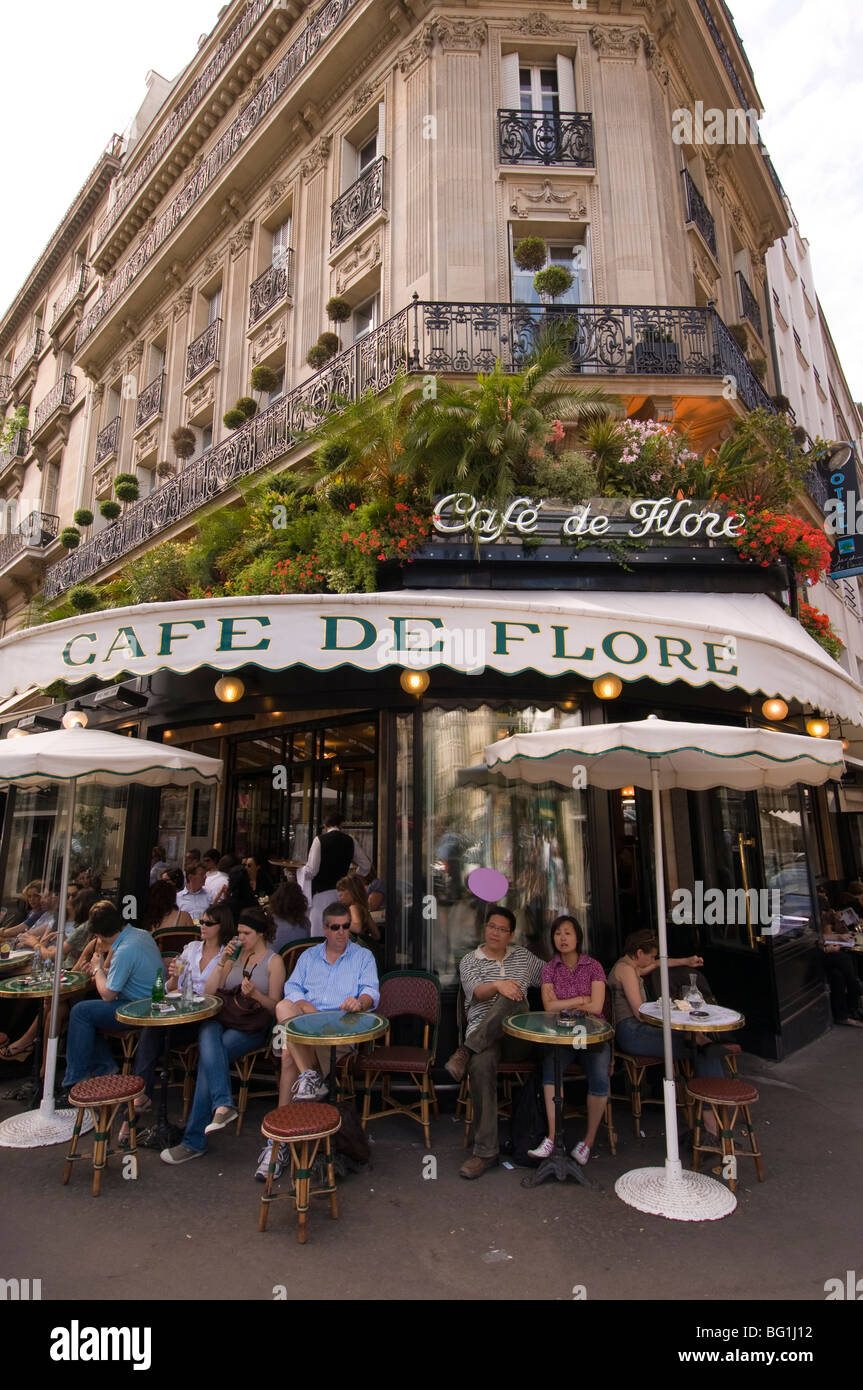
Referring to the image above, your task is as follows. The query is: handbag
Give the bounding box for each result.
[216,952,271,1034]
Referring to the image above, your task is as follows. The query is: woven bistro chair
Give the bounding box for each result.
[279,939,317,978]
[358,970,441,1148]
[152,927,199,958]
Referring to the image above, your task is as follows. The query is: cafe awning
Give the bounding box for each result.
[0,590,861,723]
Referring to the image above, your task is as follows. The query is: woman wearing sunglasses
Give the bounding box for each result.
[161,907,285,1164]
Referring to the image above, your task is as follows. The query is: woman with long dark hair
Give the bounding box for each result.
[268,879,311,950]
[142,878,193,934]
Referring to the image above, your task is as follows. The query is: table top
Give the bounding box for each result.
[0,949,34,976]
[114,995,222,1028]
[639,1001,744,1033]
[503,1011,613,1046]
[282,1009,388,1046]
[0,970,89,999]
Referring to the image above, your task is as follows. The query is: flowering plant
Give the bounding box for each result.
[588,419,699,496]
[797,600,844,661]
[729,505,833,584]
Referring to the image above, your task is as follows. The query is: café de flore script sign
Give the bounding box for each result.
[430,494,746,543]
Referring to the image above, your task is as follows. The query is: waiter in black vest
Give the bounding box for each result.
[302,812,371,936]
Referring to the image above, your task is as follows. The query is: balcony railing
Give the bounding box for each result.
[737,271,763,339]
[46,299,777,598]
[681,168,717,259]
[804,464,831,512]
[0,511,59,574]
[95,415,121,465]
[331,156,387,251]
[135,372,165,430]
[50,266,91,331]
[94,0,273,249]
[497,109,594,167]
[12,330,45,381]
[249,254,294,328]
[32,373,77,436]
[0,375,10,404]
[77,0,362,351]
[186,319,221,384]
[0,429,30,479]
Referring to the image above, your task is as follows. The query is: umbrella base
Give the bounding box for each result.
[615,1165,736,1222]
[0,1107,93,1149]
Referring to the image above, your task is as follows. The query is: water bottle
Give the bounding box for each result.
[151,969,165,1013]
[182,966,194,1006]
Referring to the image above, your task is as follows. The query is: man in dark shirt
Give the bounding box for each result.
[302,813,370,936]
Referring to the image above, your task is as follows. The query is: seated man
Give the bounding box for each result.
[446,906,543,1180]
[16,890,60,948]
[256,902,379,1180]
[62,901,164,1090]
[176,862,212,918]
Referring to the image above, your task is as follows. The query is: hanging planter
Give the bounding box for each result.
[797,601,844,661]
[730,506,833,584]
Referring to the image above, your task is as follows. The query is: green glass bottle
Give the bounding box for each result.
[151,969,165,1010]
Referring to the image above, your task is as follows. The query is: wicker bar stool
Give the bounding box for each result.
[258,1102,341,1244]
[686,1076,764,1192]
[63,1074,145,1196]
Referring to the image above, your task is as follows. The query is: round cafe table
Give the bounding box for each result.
[503,1011,613,1189]
[281,1009,387,1094]
[0,949,36,978]
[0,970,89,1108]
[114,995,222,1150]
[638,1001,744,1033]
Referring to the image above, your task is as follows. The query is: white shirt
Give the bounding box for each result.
[176,887,211,919]
[204,870,228,901]
[177,940,222,995]
[303,829,371,886]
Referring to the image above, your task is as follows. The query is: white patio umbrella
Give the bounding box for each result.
[0,724,222,1148]
[484,716,845,1221]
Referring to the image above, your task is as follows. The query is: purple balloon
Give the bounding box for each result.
[468,867,510,903]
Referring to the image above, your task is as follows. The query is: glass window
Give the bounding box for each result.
[206,288,222,325]
[2,783,129,911]
[271,218,292,269]
[353,297,379,341]
[358,135,378,174]
[759,788,815,938]
[267,368,285,406]
[519,66,559,115]
[421,705,591,987]
[511,240,585,307]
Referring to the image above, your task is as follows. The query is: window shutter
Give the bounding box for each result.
[501,52,520,109]
[556,54,576,111]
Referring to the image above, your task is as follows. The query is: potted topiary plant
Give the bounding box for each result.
[513,237,547,273]
[749,355,767,382]
[157,461,175,480]
[73,508,93,529]
[306,343,332,370]
[223,408,247,430]
[100,499,121,523]
[533,264,574,305]
[325,296,351,324]
[114,473,140,504]
[250,364,280,397]
[171,426,196,462]
[69,586,100,613]
[235,396,258,420]
[728,322,749,353]
[60,526,81,550]
[318,331,341,356]
[771,394,792,414]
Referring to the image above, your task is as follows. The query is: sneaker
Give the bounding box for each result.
[292,1070,328,1101]
[528,1136,554,1160]
[204,1105,238,1134]
[160,1144,203,1165]
[255,1143,288,1182]
[571,1141,591,1166]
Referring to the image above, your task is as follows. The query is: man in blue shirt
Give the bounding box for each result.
[63,901,163,1088]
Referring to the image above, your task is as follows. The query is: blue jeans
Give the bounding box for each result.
[181,1019,268,1153]
[63,999,136,1087]
[616,1018,724,1078]
[542,1042,610,1096]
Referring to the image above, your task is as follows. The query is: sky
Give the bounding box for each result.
[0,0,859,401]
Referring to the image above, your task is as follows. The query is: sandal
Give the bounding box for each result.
[0,1042,34,1062]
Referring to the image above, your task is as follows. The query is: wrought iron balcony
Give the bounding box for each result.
[135,372,165,430]
[249,254,294,328]
[32,373,77,436]
[95,415,121,465]
[46,299,776,599]
[0,429,30,480]
[497,110,594,167]
[0,375,11,403]
[330,156,386,251]
[50,266,91,332]
[12,330,45,382]
[0,511,59,575]
[737,272,763,339]
[94,0,272,249]
[804,464,831,512]
[77,0,363,351]
[681,169,717,259]
[186,319,221,385]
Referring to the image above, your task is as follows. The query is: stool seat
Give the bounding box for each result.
[496,1058,537,1075]
[686,1077,758,1104]
[720,1042,742,1054]
[69,1075,145,1105]
[356,1045,431,1074]
[262,1102,340,1141]
[618,1052,663,1068]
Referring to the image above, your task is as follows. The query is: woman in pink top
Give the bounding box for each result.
[529,915,610,1167]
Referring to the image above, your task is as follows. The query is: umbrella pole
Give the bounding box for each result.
[40,778,77,1118]
[651,761,681,1180]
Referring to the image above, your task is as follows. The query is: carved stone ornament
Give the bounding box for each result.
[186,379,215,417]
[589,26,644,59]
[335,235,382,293]
[730,203,744,233]
[347,80,377,117]
[124,341,145,372]
[301,134,332,181]
[251,317,286,363]
[691,243,719,292]
[510,180,588,221]
[642,35,670,85]
[267,179,289,208]
[516,12,558,36]
[202,251,221,278]
[134,427,159,463]
[432,17,487,51]
[229,221,255,259]
[397,23,434,76]
[150,310,166,333]
[93,464,113,498]
[173,288,194,320]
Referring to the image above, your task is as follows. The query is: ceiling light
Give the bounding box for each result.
[592,675,622,700]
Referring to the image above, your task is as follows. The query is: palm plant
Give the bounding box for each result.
[304,371,426,500]
[410,323,616,509]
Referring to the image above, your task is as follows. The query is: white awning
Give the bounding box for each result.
[0,590,860,723]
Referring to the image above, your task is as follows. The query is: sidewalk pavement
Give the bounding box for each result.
[0,1025,861,1302]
